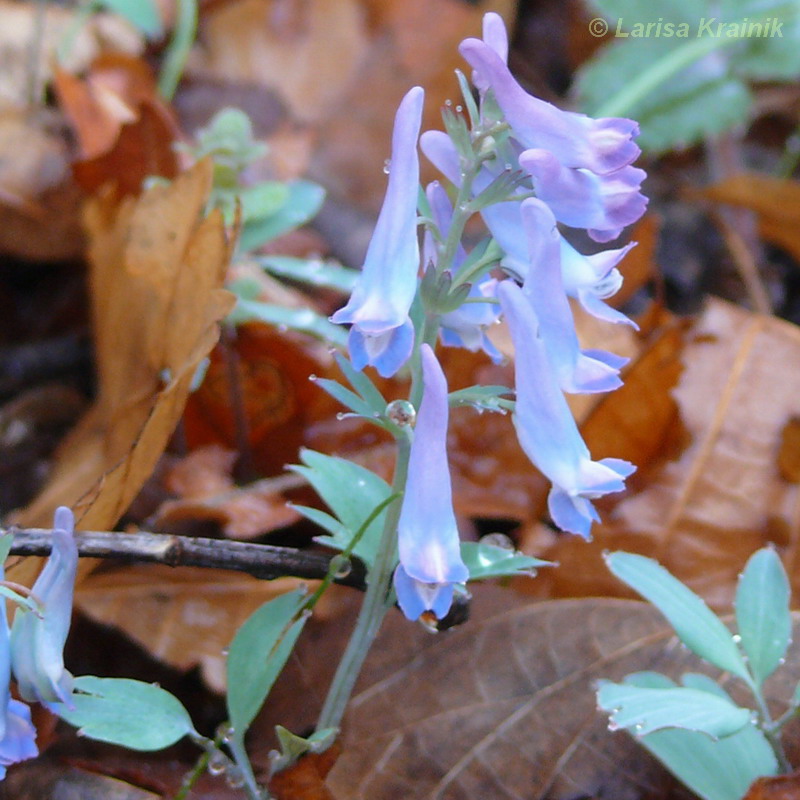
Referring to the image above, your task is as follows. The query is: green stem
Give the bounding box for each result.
[158,0,198,100]
[595,4,799,119]
[229,734,264,800]
[744,674,791,772]
[315,435,412,732]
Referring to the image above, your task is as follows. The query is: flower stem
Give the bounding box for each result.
[315,435,412,732]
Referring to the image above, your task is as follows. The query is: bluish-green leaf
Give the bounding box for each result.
[333,352,387,415]
[597,682,751,737]
[51,677,195,750]
[239,180,325,251]
[238,182,290,223]
[735,546,791,686]
[314,378,378,419]
[99,0,163,37]
[460,541,550,580]
[0,532,13,563]
[226,589,308,738]
[229,300,347,346]
[290,449,392,569]
[605,552,749,680]
[449,385,513,413]
[258,255,358,294]
[623,672,779,800]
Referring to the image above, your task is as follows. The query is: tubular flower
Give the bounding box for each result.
[394,344,469,620]
[460,34,640,175]
[497,281,635,538]
[11,506,77,706]
[424,181,501,361]
[0,569,37,780]
[520,198,625,394]
[330,86,425,377]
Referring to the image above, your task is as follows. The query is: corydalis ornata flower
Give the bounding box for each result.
[497,282,635,538]
[394,344,468,620]
[11,506,78,705]
[330,86,424,377]
[0,564,37,779]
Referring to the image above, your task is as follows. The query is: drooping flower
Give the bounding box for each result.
[518,149,647,243]
[497,281,634,537]
[0,566,37,780]
[460,35,640,175]
[330,86,425,377]
[424,181,501,361]
[11,506,77,705]
[519,198,625,394]
[394,344,468,620]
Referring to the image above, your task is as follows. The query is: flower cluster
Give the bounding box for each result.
[330,14,646,621]
[0,507,77,777]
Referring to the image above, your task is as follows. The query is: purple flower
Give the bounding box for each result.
[519,149,647,242]
[471,12,508,91]
[560,238,639,327]
[11,506,77,706]
[330,87,425,377]
[424,181,501,360]
[394,344,468,620]
[0,564,37,780]
[460,36,640,175]
[497,281,634,538]
[520,198,625,393]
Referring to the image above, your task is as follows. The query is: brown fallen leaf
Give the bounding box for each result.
[269,744,341,800]
[74,565,321,692]
[779,417,800,483]
[256,588,794,800]
[745,771,800,800]
[701,173,800,265]
[527,299,800,610]
[14,159,235,539]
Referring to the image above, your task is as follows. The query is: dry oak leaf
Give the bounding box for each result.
[15,160,235,543]
[322,592,798,800]
[528,299,800,610]
[701,173,800,265]
[75,566,331,692]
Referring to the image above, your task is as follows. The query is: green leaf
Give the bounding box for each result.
[449,385,513,413]
[0,532,13,563]
[604,552,749,681]
[238,182,290,223]
[98,0,163,37]
[735,546,791,686]
[271,725,338,773]
[239,180,325,252]
[51,677,195,750]
[313,378,378,419]
[290,450,392,569]
[229,300,347,347]
[460,541,550,581]
[258,255,358,294]
[226,589,308,738]
[623,672,779,800]
[597,682,751,738]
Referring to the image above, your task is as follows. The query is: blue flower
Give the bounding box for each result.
[497,281,635,538]
[519,198,625,394]
[330,87,425,377]
[11,506,77,706]
[394,344,468,620]
[0,560,37,780]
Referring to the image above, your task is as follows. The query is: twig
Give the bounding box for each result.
[5,528,366,590]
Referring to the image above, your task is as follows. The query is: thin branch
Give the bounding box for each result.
[4,528,366,590]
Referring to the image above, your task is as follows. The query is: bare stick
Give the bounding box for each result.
[4,528,366,589]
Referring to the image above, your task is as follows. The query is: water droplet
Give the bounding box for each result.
[386,399,416,426]
[455,105,463,112]
[732,634,742,644]
[308,373,317,381]
[357,479,366,487]
[333,556,352,579]
[383,159,391,174]
[220,647,229,657]
[336,412,346,420]
[225,766,245,789]
[208,750,228,776]
[479,532,515,551]
[633,723,644,733]
[277,324,289,333]
[215,722,234,743]
[445,99,453,107]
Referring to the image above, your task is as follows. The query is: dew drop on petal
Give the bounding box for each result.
[383,159,391,174]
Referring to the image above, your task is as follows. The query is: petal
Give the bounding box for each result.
[0,700,37,772]
[459,38,640,174]
[393,566,456,622]
[519,199,622,393]
[348,320,415,378]
[397,345,468,588]
[519,149,647,238]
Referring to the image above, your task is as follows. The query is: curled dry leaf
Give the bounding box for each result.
[14,160,235,543]
[527,299,800,609]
